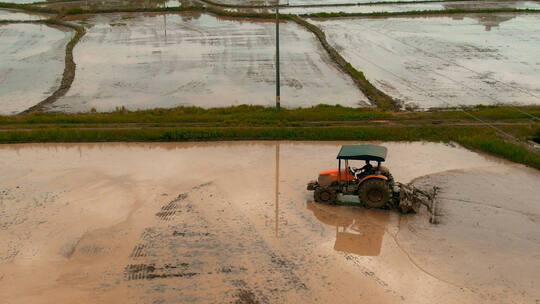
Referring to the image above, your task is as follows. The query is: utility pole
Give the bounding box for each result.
[275,0,280,111]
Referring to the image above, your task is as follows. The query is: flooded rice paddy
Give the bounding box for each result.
[38,0,183,10]
[207,0,441,6]
[312,13,540,108]
[1,141,538,303]
[1,0,39,4]
[2,7,540,112]
[228,1,540,15]
[0,9,50,21]
[0,23,73,115]
[48,13,367,112]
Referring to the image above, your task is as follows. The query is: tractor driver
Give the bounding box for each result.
[360,160,373,172]
[356,160,373,178]
[350,160,373,179]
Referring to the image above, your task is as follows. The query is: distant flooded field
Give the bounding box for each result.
[0,9,50,21]
[209,0,441,6]
[48,12,367,112]
[227,0,540,15]
[0,23,72,115]
[312,13,540,108]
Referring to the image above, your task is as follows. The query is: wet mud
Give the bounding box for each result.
[0,23,73,115]
[311,13,540,108]
[48,12,367,112]
[1,141,537,303]
[409,165,540,302]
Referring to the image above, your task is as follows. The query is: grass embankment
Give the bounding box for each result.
[4,104,539,125]
[1,105,539,169]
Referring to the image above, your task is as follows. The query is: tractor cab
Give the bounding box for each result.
[307,144,395,208]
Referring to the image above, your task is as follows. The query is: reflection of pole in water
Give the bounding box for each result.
[163,14,167,39]
[275,141,280,237]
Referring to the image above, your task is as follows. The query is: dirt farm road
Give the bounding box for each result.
[0,141,539,303]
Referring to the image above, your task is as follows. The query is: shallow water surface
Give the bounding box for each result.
[0,23,72,115]
[312,13,540,108]
[0,9,50,20]
[229,1,540,15]
[49,12,367,112]
[39,0,185,10]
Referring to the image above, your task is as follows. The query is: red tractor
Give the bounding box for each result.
[307,144,395,208]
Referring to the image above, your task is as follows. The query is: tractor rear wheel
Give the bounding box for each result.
[359,179,390,208]
[314,187,337,204]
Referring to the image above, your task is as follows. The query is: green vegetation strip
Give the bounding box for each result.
[4,105,539,125]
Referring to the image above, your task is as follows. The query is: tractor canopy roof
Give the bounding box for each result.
[336,144,387,162]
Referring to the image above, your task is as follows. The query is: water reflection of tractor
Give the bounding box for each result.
[306,201,389,256]
[307,144,435,214]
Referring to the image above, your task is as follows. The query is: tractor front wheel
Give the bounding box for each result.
[314,187,337,204]
[359,179,390,208]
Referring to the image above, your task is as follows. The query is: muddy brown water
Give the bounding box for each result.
[1,141,538,303]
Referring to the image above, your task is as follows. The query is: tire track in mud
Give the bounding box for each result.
[154,193,188,221]
[122,181,313,303]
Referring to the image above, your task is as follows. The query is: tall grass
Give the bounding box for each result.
[3,105,539,125]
